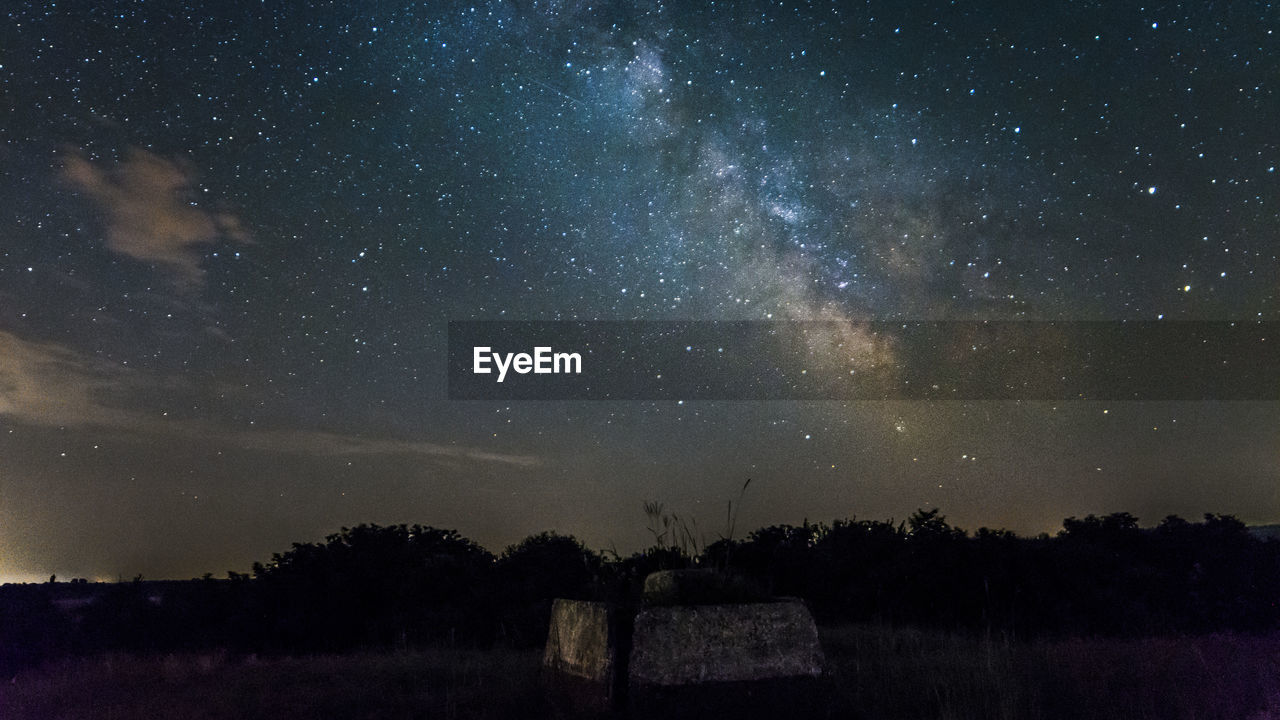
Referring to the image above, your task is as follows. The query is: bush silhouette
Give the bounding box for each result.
[252,524,495,650]
[495,532,601,645]
[4,510,1279,671]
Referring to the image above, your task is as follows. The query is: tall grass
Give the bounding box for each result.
[0,648,553,720]
[820,624,1280,720]
[642,477,752,560]
[4,626,1278,719]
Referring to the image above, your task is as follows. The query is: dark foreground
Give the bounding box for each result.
[4,625,1279,720]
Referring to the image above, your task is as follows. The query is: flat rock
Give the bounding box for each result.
[641,568,770,605]
[628,600,824,687]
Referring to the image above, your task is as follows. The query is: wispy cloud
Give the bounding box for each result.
[61,147,249,288]
[0,331,137,428]
[0,331,538,468]
[227,430,541,468]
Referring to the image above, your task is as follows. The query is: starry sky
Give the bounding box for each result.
[1,0,1277,582]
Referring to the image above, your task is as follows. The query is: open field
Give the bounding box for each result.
[0,648,549,720]
[821,626,1280,720]
[4,626,1279,719]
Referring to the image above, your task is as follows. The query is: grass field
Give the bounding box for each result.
[820,625,1280,720]
[4,626,1279,719]
[0,648,550,720]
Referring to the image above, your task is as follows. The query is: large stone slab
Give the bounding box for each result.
[642,568,770,606]
[542,598,617,684]
[543,578,827,716]
[628,600,824,687]
[542,599,622,714]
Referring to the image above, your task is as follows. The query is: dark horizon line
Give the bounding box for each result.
[10,512,1280,586]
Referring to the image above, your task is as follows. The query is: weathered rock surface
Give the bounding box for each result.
[543,574,826,716]
[628,599,824,687]
[542,598,616,684]
[641,568,770,606]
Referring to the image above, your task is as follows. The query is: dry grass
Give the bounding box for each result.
[0,648,553,720]
[4,627,1279,719]
[820,625,1280,720]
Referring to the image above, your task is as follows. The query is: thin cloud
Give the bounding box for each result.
[227,430,541,468]
[61,147,249,288]
[0,331,538,468]
[0,331,136,428]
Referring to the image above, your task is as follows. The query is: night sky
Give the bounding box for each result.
[1,1,1277,582]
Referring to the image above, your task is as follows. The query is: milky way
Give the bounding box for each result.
[0,1,1277,581]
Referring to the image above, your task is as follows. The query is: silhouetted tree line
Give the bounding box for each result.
[704,510,1280,637]
[3,512,1279,674]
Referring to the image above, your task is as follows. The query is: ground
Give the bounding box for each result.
[4,626,1280,719]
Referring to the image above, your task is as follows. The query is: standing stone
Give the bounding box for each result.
[542,599,620,711]
[543,571,826,717]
